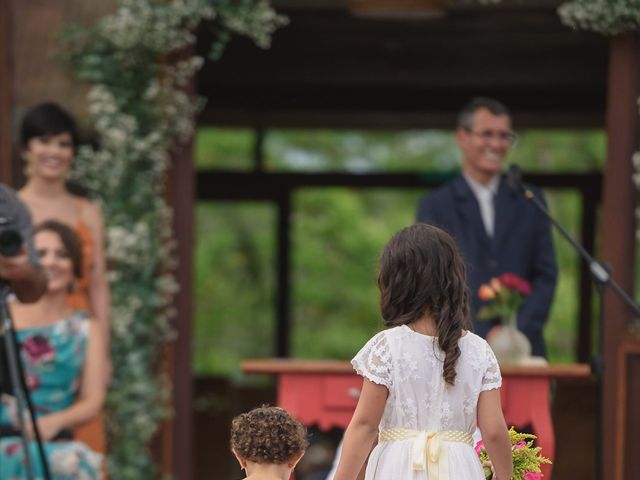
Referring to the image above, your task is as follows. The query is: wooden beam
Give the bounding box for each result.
[600,32,640,480]
[0,0,13,184]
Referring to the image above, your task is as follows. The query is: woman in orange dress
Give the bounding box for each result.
[17,102,110,453]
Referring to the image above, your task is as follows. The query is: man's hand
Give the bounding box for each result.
[0,246,33,281]
[0,245,47,302]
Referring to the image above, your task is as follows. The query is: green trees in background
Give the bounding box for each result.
[194,129,605,376]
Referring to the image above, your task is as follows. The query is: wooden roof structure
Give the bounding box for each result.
[197,0,608,129]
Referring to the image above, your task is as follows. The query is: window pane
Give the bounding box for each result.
[544,190,580,363]
[290,188,580,363]
[265,129,458,172]
[193,202,276,376]
[514,130,606,172]
[195,128,255,170]
[290,188,423,359]
[264,129,605,173]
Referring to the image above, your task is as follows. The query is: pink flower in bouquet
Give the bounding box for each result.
[523,473,543,480]
[475,428,551,480]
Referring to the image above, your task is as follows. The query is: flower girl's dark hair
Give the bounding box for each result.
[378,223,471,386]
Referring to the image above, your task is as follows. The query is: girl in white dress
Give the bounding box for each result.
[333,224,512,480]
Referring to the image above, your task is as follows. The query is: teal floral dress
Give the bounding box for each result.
[0,312,102,479]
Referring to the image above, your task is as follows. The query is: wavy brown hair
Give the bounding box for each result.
[378,223,471,386]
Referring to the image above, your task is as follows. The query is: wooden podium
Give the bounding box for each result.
[242,359,591,480]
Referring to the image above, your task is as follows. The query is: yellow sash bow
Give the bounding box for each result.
[411,431,449,479]
[379,429,473,480]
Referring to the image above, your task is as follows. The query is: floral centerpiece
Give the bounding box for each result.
[477,273,533,363]
[475,428,551,480]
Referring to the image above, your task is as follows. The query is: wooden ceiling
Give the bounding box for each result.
[196,0,608,129]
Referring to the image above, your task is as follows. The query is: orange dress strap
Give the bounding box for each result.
[66,198,94,313]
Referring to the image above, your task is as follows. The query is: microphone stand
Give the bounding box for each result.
[0,283,51,480]
[508,165,640,480]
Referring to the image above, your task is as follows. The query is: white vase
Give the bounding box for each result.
[486,323,532,365]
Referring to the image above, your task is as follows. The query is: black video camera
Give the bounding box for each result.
[0,217,24,258]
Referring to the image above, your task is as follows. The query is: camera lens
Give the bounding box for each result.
[0,229,23,257]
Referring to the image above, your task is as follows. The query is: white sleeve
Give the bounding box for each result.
[351,332,392,389]
[481,341,502,391]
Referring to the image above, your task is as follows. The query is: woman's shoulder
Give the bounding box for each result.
[75,196,104,233]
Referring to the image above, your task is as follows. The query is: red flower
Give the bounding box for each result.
[21,334,56,366]
[5,441,21,456]
[499,273,532,296]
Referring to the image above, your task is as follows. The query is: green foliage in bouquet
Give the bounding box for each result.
[475,428,551,480]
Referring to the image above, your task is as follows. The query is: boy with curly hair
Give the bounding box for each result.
[231,405,309,479]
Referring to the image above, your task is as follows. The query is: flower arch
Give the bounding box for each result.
[63,1,286,477]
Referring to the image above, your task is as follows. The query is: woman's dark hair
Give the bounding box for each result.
[378,223,471,386]
[230,406,308,464]
[20,102,79,150]
[35,220,83,280]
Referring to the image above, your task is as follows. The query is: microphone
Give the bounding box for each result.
[507,164,534,200]
[506,164,524,194]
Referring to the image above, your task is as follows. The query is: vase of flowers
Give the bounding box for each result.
[475,428,551,480]
[478,273,532,364]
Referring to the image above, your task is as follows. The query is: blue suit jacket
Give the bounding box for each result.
[416,174,557,357]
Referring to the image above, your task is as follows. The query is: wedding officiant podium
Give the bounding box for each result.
[241,359,591,480]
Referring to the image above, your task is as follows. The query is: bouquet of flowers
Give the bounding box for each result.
[477,273,532,325]
[475,428,551,480]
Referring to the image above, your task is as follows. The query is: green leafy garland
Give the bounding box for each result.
[465,0,640,35]
[558,0,640,35]
[62,0,286,477]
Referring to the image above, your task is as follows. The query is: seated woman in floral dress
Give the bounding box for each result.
[0,220,106,479]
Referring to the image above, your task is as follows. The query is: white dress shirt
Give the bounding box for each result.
[463,173,500,237]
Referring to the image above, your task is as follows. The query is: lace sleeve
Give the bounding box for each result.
[481,341,502,391]
[351,332,392,389]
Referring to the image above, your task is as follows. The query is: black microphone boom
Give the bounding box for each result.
[506,164,640,318]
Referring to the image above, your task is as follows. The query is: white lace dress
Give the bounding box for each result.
[352,325,502,480]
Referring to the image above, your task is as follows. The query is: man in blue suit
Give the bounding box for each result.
[416,98,557,357]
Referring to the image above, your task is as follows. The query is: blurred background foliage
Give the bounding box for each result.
[193,128,606,377]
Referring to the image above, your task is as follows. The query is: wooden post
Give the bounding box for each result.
[0,0,13,184]
[601,32,640,480]
[165,135,195,480]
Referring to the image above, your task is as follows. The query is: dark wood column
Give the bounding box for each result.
[166,134,195,480]
[601,32,640,480]
[0,0,13,184]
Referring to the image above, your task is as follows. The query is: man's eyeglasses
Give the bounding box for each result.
[464,128,518,144]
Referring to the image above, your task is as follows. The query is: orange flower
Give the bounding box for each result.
[490,277,502,292]
[478,284,496,301]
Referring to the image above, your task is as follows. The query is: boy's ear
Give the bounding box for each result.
[289,451,305,468]
[231,449,247,469]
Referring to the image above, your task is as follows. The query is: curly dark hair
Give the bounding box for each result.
[378,223,471,386]
[230,406,308,465]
